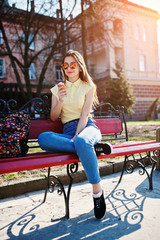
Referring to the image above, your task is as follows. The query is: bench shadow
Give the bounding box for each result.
[1,182,147,240]
[135,170,160,199]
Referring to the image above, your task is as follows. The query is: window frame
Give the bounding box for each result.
[139,54,146,72]
[55,65,62,82]
[29,62,36,80]
[0,30,3,44]
[113,19,123,33]
[28,33,35,50]
[135,24,140,41]
[142,26,147,42]
[0,58,5,78]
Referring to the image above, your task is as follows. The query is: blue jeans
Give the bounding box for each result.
[38,119,102,184]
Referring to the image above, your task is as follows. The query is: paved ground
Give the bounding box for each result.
[0,168,160,240]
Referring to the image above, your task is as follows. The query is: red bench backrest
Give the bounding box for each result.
[29,118,123,139]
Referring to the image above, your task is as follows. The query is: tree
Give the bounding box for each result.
[0,0,128,102]
[145,97,159,121]
[105,63,135,115]
[0,0,79,101]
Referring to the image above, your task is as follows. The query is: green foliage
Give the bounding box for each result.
[145,97,159,121]
[105,63,135,115]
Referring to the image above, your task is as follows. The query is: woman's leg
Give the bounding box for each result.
[38,131,76,153]
[74,125,102,186]
[74,125,106,219]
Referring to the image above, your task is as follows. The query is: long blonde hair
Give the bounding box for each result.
[61,49,99,107]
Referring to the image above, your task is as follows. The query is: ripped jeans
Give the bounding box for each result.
[38,119,102,184]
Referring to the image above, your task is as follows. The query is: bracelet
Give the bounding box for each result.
[75,132,79,137]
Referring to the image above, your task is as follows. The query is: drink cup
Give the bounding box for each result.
[58,82,66,89]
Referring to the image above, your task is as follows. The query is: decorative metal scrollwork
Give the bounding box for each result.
[7,99,17,111]
[0,96,51,119]
[48,176,64,196]
[121,150,157,190]
[0,99,18,112]
[124,153,151,177]
[153,149,160,158]
[19,96,50,117]
[44,163,79,219]
[93,103,121,118]
[67,163,79,178]
[0,99,6,112]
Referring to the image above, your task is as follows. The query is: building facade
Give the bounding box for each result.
[75,0,160,120]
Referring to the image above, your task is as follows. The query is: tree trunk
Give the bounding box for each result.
[59,0,66,57]
[81,0,88,66]
[0,19,27,101]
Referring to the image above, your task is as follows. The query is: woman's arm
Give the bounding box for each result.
[71,86,94,141]
[50,86,67,121]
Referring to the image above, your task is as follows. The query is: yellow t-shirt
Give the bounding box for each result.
[50,78,93,124]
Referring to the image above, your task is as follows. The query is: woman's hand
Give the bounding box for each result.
[71,134,77,142]
[50,83,67,121]
[58,82,67,102]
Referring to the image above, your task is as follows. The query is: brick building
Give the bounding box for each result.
[0,0,63,101]
[74,0,160,120]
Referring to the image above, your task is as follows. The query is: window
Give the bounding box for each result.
[0,30,3,44]
[0,58,5,78]
[113,19,122,33]
[29,63,36,80]
[29,33,35,50]
[139,55,146,72]
[88,23,104,42]
[55,42,63,54]
[142,26,147,42]
[55,65,62,81]
[114,47,123,66]
[135,24,140,40]
[21,33,35,50]
[70,42,76,50]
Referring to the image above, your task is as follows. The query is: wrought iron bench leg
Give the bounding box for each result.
[43,163,78,219]
[146,152,157,190]
[43,167,51,203]
[118,155,127,184]
[118,152,157,190]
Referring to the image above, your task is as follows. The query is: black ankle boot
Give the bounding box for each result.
[93,192,106,219]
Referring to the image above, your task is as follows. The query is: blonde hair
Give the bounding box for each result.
[61,49,99,107]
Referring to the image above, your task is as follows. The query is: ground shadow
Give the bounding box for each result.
[136,170,160,199]
[0,183,146,240]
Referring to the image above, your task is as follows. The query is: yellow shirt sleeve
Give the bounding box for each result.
[50,85,59,100]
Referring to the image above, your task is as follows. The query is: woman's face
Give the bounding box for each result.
[63,56,81,82]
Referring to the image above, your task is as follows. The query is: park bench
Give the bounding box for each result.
[0,97,160,219]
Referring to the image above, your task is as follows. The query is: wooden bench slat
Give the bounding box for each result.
[94,118,123,134]
[0,152,79,174]
[1,141,159,174]
[109,142,160,158]
[29,118,123,139]
[29,119,63,139]
[113,140,156,148]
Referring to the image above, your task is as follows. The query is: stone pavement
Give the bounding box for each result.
[0,167,160,240]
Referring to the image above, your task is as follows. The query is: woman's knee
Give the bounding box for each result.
[38,132,52,146]
[74,136,90,152]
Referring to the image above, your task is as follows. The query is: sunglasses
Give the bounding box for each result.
[61,62,77,70]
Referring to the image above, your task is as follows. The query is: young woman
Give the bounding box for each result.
[38,49,112,219]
